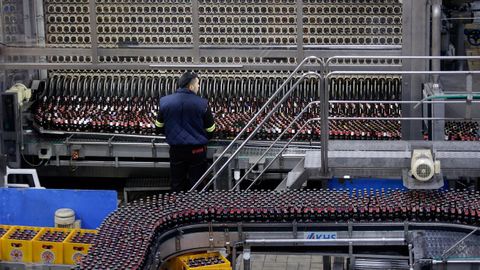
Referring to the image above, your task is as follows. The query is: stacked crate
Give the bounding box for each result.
[63,229,97,265]
[1,226,41,263]
[32,227,72,264]
[168,252,231,270]
[0,225,13,261]
[0,225,96,266]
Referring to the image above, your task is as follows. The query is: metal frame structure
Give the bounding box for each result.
[190,64,480,191]
[0,0,478,186]
[0,2,479,270]
[145,221,480,270]
[1,0,414,74]
[1,63,479,187]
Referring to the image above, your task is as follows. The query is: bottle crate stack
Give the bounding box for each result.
[0,226,97,266]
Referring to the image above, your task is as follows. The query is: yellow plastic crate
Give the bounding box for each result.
[171,252,231,270]
[0,225,13,261]
[1,226,41,263]
[63,229,97,265]
[32,227,72,264]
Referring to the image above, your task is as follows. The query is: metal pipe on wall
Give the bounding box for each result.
[35,0,47,80]
[431,0,442,82]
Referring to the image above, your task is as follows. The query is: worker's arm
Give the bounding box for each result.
[204,106,215,140]
[154,110,165,135]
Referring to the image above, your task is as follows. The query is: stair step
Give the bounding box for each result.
[304,151,322,169]
[285,157,309,189]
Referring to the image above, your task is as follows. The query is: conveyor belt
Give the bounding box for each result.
[32,74,480,142]
[424,230,480,259]
[80,189,480,269]
[34,74,404,141]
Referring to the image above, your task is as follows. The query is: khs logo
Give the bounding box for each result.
[305,232,337,239]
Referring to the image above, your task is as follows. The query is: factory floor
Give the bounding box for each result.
[235,253,344,270]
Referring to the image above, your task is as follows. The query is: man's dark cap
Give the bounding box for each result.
[178,72,198,89]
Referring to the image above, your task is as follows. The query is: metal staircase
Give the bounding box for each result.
[190,56,327,192]
[190,55,480,192]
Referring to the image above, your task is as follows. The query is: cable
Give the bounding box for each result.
[414,94,480,109]
[21,151,47,167]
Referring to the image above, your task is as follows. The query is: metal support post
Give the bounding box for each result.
[232,243,238,270]
[323,256,331,270]
[465,74,473,120]
[34,0,47,79]
[191,0,200,63]
[0,154,6,187]
[295,0,304,63]
[243,248,251,270]
[88,1,98,64]
[431,0,442,83]
[431,83,445,141]
[349,242,354,270]
[408,244,414,270]
[321,76,329,176]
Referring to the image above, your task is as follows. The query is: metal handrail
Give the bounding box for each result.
[327,71,480,76]
[325,55,480,70]
[329,100,480,104]
[239,68,480,190]
[191,56,480,192]
[231,100,321,190]
[196,71,322,191]
[189,56,325,191]
[244,238,406,245]
[331,117,480,120]
[236,105,480,190]
[245,117,321,190]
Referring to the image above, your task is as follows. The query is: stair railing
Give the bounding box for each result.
[190,56,325,191]
[231,99,324,190]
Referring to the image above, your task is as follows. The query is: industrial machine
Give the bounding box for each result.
[0,0,479,269]
[81,189,480,270]
[1,0,478,186]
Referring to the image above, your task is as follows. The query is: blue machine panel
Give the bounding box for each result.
[0,188,117,229]
[328,178,449,192]
[328,178,407,191]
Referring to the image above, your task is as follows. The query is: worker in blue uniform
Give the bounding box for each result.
[155,72,215,191]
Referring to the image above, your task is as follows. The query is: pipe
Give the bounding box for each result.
[245,238,405,245]
[432,259,480,264]
[414,94,480,109]
[325,56,480,70]
[330,117,480,121]
[35,0,47,80]
[432,0,442,83]
[330,100,480,104]
[149,64,244,69]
